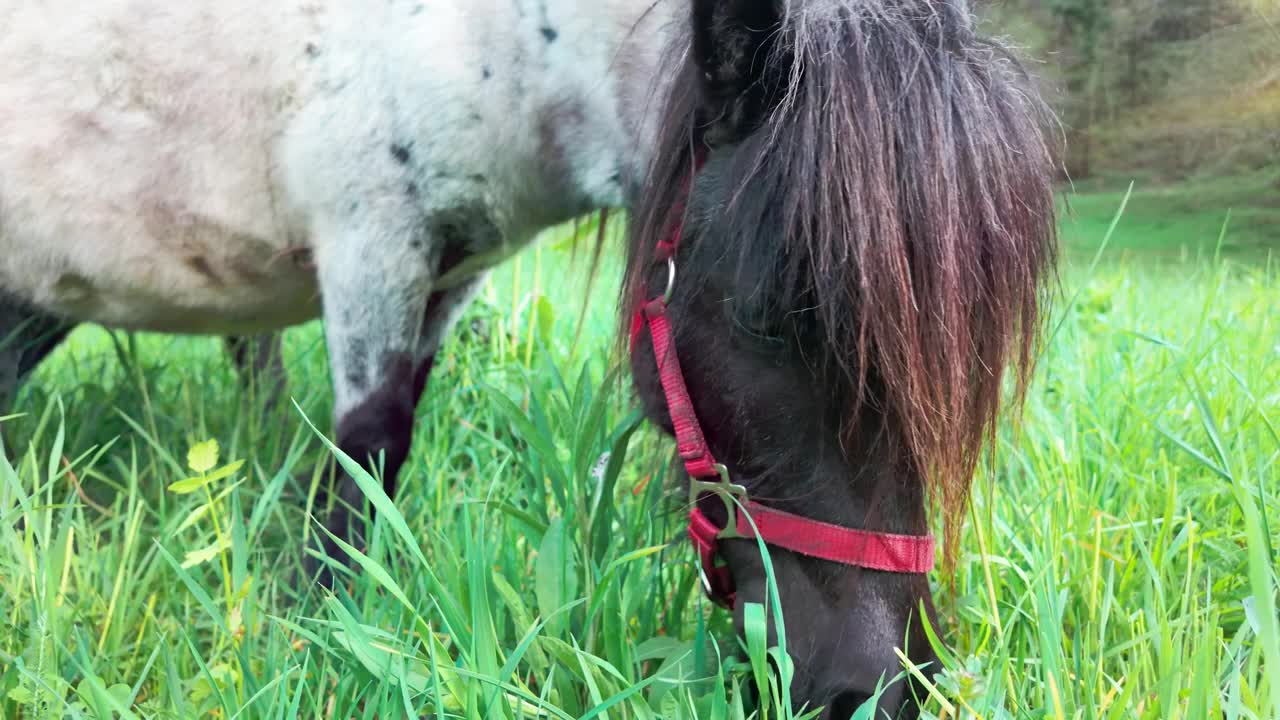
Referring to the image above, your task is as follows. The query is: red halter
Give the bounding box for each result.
[630,151,936,608]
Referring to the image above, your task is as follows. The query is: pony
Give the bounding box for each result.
[624,0,1055,715]
[0,0,679,577]
[0,0,1056,715]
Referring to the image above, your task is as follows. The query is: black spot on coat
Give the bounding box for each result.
[186,256,222,285]
[344,339,369,389]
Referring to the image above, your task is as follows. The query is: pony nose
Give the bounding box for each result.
[824,690,870,719]
[815,683,911,720]
[824,691,865,717]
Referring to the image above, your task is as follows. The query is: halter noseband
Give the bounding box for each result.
[630,150,936,609]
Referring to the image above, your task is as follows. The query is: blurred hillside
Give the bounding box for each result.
[983,0,1278,180]
[980,0,1278,253]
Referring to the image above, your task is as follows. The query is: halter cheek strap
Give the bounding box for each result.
[630,151,936,609]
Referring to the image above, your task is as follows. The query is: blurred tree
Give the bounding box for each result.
[1045,0,1109,174]
[981,0,1272,179]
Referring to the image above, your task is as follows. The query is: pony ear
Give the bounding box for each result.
[691,0,787,144]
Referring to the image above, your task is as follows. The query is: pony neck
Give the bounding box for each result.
[501,1,681,227]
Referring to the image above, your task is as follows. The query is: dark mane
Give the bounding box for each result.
[624,0,1058,560]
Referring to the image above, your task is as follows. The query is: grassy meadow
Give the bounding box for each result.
[1,192,1277,719]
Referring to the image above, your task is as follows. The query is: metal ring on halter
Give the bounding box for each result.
[689,463,749,540]
[662,257,677,304]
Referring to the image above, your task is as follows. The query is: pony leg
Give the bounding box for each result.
[224,332,288,408]
[307,273,486,586]
[412,275,487,398]
[305,212,466,586]
[0,296,74,444]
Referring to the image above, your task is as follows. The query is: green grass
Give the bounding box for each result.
[1061,170,1280,259]
[1,199,1277,719]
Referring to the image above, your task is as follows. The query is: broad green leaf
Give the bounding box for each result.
[743,602,770,712]
[187,439,220,474]
[536,294,556,341]
[168,460,245,495]
[180,537,231,569]
[76,674,138,720]
[492,572,550,669]
[634,636,690,663]
[7,687,34,704]
[535,519,577,636]
[172,482,245,533]
[168,476,211,495]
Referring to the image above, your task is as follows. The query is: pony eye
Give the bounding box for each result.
[728,306,788,345]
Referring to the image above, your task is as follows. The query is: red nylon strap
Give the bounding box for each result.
[644,299,721,478]
[686,503,934,608]
[688,508,737,607]
[628,310,644,350]
[734,503,935,573]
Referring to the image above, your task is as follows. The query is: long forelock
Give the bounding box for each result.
[626,0,1057,565]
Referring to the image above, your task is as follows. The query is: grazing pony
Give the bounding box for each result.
[0,0,1055,715]
[0,0,678,579]
[625,0,1055,715]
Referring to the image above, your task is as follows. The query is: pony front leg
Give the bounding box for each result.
[308,218,439,586]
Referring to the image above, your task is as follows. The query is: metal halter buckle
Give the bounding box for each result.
[689,463,749,540]
[662,256,677,304]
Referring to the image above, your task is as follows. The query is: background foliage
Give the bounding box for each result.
[986,0,1278,180]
